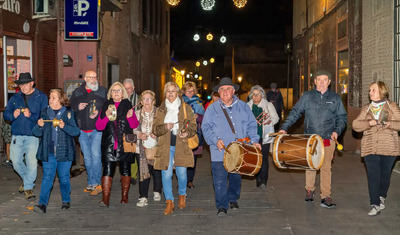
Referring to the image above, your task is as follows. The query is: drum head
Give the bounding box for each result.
[307,135,325,170]
[224,142,241,172]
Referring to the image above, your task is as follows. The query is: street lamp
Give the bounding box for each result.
[220,35,227,43]
[210,57,215,63]
[206,33,213,41]
[193,33,200,41]
[238,76,243,83]
[203,60,208,66]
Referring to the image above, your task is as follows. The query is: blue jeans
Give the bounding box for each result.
[364,154,397,205]
[162,146,187,201]
[211,161,241,210]
[10,135,39,190]
[79,130,102,186]
[39,154,72,206]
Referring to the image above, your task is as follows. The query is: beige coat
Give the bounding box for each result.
[352,101,400,157]
[152,98,196,170]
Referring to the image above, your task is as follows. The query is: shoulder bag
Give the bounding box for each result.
[183,104,199,149]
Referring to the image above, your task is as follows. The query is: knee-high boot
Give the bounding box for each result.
[120,176,131,204]
[101,176,113,207]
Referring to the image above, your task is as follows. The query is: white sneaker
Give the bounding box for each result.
[136,197,148,207]
[153,192,161,202]
[379,196,385,210]
[368,205,381,216]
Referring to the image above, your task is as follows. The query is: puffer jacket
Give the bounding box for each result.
[98,99,136,162]
[280,89,347,139]
[152,98,196,170]
[352,101,400,157]
[32,107,80,162]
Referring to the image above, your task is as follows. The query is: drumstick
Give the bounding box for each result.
[222,145,231,154]
[334,139,343,151]
[268,132,281,137]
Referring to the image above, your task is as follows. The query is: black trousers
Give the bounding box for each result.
[187,154,198,183]
[364,154,397,205]
[102,159,131,177]
[135,154,162,198]
[256,142,270,187]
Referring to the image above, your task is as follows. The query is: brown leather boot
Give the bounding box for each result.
[178,195,186,209]
[164,200,174,215]
[100,176,112,207]
[120,176,131,204]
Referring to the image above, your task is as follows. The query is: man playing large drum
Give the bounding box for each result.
[202,77,261,216]
[279,70,347,209]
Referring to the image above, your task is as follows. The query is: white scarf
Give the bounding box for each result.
[164,97,181,135]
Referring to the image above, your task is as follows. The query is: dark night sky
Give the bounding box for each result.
[170,0,292,60]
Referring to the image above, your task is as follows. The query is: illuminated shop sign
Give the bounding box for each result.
[65,0,99,40]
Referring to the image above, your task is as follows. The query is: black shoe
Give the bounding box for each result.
[305,190,315,202]
[130,178,137,185]
[34,204,46,214]
[187,181,195,189]
[229,202,239,210]
[320,197,336,209]
[217,208,227,216]
[61,202,70,210]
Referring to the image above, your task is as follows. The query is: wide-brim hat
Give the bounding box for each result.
[213,77,240,92]
[15,72,34,85]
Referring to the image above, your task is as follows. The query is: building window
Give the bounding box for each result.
[394,0,400,104]
[3,36,32,104]
[338,19,347,39]
[338,50,349,110]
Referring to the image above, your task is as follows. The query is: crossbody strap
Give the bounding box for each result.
[220,105,236,134]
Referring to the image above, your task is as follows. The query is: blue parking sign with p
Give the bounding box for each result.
[65,0,99,40]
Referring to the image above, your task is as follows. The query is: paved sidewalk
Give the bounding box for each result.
[0,150,399,235]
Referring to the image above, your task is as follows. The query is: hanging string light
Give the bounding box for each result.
[201,0,215,11]
[233,0,247,8]
[166,0,181,6]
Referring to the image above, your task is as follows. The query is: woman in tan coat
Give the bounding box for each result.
[352,81,400,216]
[152,82,196,215]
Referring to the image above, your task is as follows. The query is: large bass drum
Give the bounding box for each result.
[272,134,324,170]
[223,142,262,176]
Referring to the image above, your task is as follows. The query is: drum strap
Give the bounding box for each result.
[221,105,236,134]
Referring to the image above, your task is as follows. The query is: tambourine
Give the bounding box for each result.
[107,104,117,121]
[143,136,157,149]
[43,118,61,127]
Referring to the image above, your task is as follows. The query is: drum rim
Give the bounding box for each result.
[223,141,262,175]
[273,134,284,169]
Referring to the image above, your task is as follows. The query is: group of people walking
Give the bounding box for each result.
[3,69,399,217]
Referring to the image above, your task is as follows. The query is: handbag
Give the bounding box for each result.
[123,133,137,153]
[145,147,157,160]
[183,104,199,149]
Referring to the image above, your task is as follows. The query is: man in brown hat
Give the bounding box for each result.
[3,72,48,200]
[202,77,261,216]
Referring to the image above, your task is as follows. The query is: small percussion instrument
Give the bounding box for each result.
[43,118,61,127]
[334,139,343,151]
[89,100,97,115]
[223,141,262,176]
[273,134,324,170]
[107,104,117,121]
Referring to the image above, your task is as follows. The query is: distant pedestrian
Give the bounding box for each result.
[352,81,400,216]
[152,82,196,215]
[204,91,219,110]
[32,89,80,213]
[3,72,48,200]
[202,77,261,216]
[247,85,279,189]
[123,78,140,186]
[96,82,139,207]
[70,70,107,196]
[133,90,162,207]
[279,70,347,208]
[266,82,284,131]
[182,81,205,189]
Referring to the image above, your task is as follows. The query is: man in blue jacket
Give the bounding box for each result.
[202,77,261,216]
[3,72,48,200]
[279,70,347,208]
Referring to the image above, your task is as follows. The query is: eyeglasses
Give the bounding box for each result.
[252,93,262,97]
[111,89,122,93]
[186,89,195,94]
[142,97,153,101]
[166,90,177,93]
[85,76,97,79]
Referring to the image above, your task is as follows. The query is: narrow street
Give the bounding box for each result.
[0,149,399,234]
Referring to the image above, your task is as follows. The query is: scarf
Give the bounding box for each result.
[369,100,386,120]
[164,98,181,135]
[251,104,263,138]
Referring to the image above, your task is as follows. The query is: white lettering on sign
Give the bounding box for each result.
[0,0,21,14]
[73,0,90,17]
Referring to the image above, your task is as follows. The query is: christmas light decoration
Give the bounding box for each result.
[195,61,201,67]
[166,0,181,6]
[233,0,247,8]
[206,33,213,41]
[201,0,215,11]
[193,33,200,41]
[203,60,208,66]
[220,35,227,43]
[210,57,215,63]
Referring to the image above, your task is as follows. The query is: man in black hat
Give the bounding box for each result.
[3,72,48,200]
[202,77,261,216]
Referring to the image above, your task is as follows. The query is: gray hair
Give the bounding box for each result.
[123,78,135,87]
[249,85,265,100]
